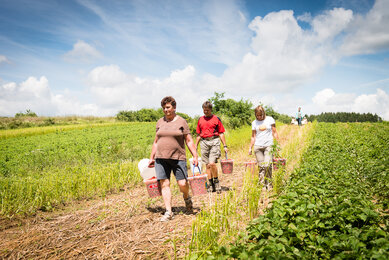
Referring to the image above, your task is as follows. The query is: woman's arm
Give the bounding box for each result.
[249,130,256,155]
[185,134,198,166]
[195,135,201,150]
[272,124,279,141]
[148,135,158,167]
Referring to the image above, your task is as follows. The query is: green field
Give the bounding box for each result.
[0,122,155,217]
[216,122,389,259]
[1,121,388,259]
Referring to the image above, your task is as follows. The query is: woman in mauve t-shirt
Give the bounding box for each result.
[148,96,198,222]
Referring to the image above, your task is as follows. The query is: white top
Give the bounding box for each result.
[252,116,275,147]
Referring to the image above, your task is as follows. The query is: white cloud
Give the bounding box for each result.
[0,76,103,116]
[340,0,389,55]
[0,55,10,64]
[85,64,206,114]
[63,40,102,63]
[209,8,353,96]
[312,88,389,120]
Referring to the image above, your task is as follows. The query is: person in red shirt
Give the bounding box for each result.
[195,101,228,193]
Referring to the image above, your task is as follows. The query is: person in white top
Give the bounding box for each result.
[248,105,279,189]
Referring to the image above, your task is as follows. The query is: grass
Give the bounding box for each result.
[0,122,154,218]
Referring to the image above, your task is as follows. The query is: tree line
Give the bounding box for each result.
[116,93,292,130]
[307,112,382,123]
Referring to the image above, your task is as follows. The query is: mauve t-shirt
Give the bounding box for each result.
[155,115,190,160]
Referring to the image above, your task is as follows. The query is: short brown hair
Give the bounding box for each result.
[161,96,176,108]
[254,105,266,117]
[202,101,213,109]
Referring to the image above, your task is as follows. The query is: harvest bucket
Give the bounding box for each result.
[189,157,202,174]
[220,152,233,174]
[273,157,286,170]
[188,165,208,196]
[144,177,161,197]
[244,160,257,175]
[138,158,156,180]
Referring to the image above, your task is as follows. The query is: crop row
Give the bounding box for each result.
[217,122,389,259]
[0,122,156,217]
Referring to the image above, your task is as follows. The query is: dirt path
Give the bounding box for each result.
[0,125,305,259]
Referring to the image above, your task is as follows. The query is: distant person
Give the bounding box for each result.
[195,101,228,193]
[248,105,279,190]
[148,96,198,222]
[296,107,303,126]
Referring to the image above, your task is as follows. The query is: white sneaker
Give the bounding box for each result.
[160,211,174,222]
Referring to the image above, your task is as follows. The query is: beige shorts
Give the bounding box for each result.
[200,137,221,164]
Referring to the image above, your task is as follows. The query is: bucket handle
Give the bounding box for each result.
[225,151,228,160]
[192,165,202,176]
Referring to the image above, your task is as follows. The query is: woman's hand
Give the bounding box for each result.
[192,157,198,167]
[248,147,252,155]
[148,159,155,168]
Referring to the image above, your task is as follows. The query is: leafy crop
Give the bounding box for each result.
[216,122,389,259]
[0,122,155,217]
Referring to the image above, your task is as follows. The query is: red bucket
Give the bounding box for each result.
[220,159,234,174]
[244,160,257,174]
[188,165,207,196]
[144,177,161,197]
[188,175,208,196]
[221,152,233,174]
[273,157,286,170]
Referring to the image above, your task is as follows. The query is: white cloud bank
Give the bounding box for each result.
[312,88,389,120]
[0,76,100,116]
[63,40,102,63]
[340,0,389,55]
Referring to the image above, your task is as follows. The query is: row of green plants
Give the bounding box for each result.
[0,122,155,217]
[187,123,316,258]
[215,122,389,259]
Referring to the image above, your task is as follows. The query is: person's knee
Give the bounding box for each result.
[177,179,188,188]
[206,163,215,169]
[160,179,170,188]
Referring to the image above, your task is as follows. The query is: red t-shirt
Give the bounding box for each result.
[196,115,225,138]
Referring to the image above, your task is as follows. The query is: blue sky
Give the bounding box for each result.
[1,0,388,120]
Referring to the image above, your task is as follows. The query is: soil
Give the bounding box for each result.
[0,125,303,259]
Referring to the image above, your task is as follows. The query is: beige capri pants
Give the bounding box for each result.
[254,145,272,167]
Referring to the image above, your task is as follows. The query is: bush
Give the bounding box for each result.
[209,92,253,129]
[116,108,191,122]
[15,109,37,118]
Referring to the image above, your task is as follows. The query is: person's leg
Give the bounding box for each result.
[174,160,193,211]
[160,179,172,211]
[263,146,273,189]
[155,159,174,221]
[200,140,215,192]
[209,139,222,193]
[254,146,266,186]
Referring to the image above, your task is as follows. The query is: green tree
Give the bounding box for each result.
[15,109,37,117]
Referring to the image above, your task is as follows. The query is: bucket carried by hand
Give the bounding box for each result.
[244,160,257,175]
[138,159,161,197]
[273,157,286,170]
[188,165,208,196]
[220,152,233,174]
